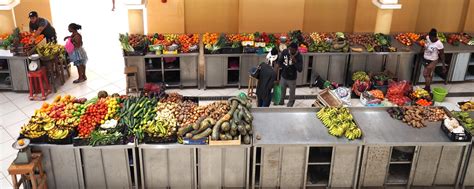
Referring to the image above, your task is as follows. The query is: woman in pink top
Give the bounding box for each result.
[421,28,446,92]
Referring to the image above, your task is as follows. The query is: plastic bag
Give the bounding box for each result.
[386,80,412,106]
[272,84,281,105]
[333,87,351,106]
[65,38,74,54]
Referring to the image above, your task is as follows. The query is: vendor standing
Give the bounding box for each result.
[29,11,57,43]
[277,42,303,107]
[422,28,446,92]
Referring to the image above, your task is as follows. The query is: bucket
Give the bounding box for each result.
[432,87,448,102]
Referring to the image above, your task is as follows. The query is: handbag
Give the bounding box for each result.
[65,38,74,54]
[272,84,282,105]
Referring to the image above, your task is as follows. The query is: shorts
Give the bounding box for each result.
[69,47,88,66]
[422,58,435,66]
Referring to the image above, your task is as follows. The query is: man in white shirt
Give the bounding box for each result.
[422,28,446,92]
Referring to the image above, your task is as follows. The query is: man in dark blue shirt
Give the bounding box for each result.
[29,11,57,43]
[277,42,303,107]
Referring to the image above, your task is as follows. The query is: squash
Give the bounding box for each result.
[192,128,212,140]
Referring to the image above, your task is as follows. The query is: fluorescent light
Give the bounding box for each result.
[0,0,19,10]
[379,0,398,4]
[372,0,402,9]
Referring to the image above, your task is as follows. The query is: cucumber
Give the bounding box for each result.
[221,122,230,132]
[211,122,221,140]
[193,116,207,130]
[246,102,252,109]
[177,124,194,136]
[238,111,244,121]
[212,115,230,140]
[229,100,239,115]
[192,118,213,135]
[237,125,244,133]
[240,128,247,135]
[245,124,252,132]
[243,134,251,144]
[219,133,226,140]
[230,129,237,136]
[230,122,238,131]
[233,109,240,123]
[192,128,212,140]
[225,133,232,140]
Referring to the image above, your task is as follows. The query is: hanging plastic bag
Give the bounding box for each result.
[65,38,74,54]
[272,84,282,105]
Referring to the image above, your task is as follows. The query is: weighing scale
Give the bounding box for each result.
[12,139,32,164]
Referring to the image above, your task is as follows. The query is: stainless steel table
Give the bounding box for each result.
[252,108,363,188]
[352,107,470,188]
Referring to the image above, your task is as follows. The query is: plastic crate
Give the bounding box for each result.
[221,47,242,54]
[143,133,178,144]
[73,137,90,146]
[204,48,221,54]
[441,120,472,142]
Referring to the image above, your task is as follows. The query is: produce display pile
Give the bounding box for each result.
[387,107,446,128]
[347,33,397,52]
[120,33,199,55]
[348,70,437,107]
[18,91,254,146]
[459,101,474,111]
[0,28,45,55]
[120,30,474,56]
[316,107,362,140]
[452,111,474,134]
[177,96,253,144]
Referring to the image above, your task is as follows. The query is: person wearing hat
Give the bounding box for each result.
[251,48,278,107]
[29,11,57,43]
[276,42,303,107]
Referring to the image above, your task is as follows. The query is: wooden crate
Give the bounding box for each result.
[208,135,241,146]
[317,88,343,107]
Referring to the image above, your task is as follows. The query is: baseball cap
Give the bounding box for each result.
[28,11,38,18]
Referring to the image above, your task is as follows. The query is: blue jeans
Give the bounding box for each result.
[257,94,272,107]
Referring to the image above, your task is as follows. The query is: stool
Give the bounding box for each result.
[247,76,258,99]
[8,152,47,189]
[125,66,139,95]
[28,67,51,100]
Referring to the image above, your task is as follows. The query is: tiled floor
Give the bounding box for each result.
[0,60,473,188]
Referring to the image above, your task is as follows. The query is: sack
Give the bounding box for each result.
[65,38,74,54]
[272,84,282,105]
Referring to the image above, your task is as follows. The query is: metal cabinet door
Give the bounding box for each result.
[9,58,29,91]
[329,55,348,85]
[180,56,198,87]
[205,56,226,87]
[452,53,470,81]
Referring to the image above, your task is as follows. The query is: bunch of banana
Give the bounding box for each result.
[344,127,362,140]
[316,107,362,140]
[164,34,178,42]
[30,110,51,124]
[22,129,46,139]
[47,128,70,140]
